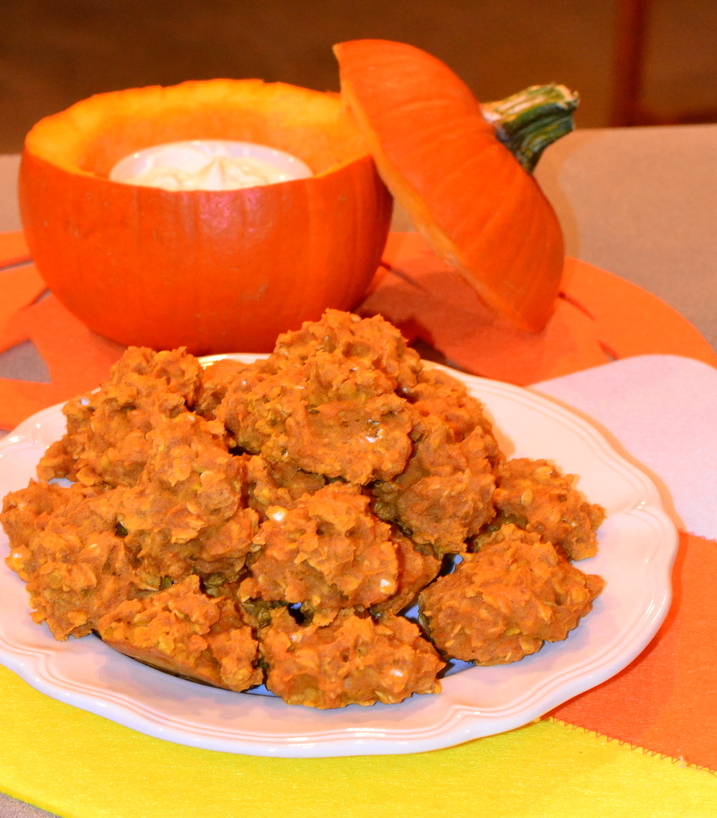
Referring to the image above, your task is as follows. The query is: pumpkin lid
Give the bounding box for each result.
[333,39,565,332]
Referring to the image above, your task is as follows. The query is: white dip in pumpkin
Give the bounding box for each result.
[109,140,313,191]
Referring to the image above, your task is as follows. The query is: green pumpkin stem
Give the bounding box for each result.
[481,84,580,173]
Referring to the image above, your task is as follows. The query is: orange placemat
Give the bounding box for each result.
[553,531,717,770]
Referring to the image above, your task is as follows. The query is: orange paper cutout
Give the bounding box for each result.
[360,233,717,382]
[0,231,30,270]
[553,532,717,771]
[360,252,611,383]
[562,256,717,364]
[0,263,46,333]
[0,231,126,430]
[0,293,124,430]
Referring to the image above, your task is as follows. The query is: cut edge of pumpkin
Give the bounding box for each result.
[25,79,372,180]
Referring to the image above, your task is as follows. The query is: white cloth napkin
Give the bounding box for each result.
[533,354,717,541]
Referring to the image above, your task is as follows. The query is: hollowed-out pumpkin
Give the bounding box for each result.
[334,39,564,332]
[19,79,392,354]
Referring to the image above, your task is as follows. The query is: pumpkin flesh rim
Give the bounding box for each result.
[25,78,372,182]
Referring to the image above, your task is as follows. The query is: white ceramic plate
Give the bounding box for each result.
[0,359,678,757]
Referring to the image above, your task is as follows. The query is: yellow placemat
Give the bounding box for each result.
[2,665,716,818]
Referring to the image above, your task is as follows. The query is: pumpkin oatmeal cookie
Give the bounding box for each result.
[240,483,399,622]
[419,524,604,665]
[215,310,418,485]
[38,347,204,488]
[99,574,261,692]
[260,607,444,708]
[491,458,605,560]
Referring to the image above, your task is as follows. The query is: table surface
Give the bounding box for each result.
[0,124,716,817]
